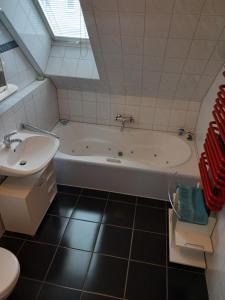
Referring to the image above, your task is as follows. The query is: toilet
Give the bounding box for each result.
[0,247,20,300]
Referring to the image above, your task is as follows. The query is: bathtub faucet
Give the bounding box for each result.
[178,128,193,141]
[115,114,135,131]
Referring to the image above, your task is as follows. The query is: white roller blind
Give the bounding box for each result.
[37,0,89,39]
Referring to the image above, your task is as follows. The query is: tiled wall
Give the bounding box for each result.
[0,0,51,72]
[0,22,37,91]
[45,44,99,80]
[53,0,225,131]
[0,78,59,235]
[58,89,200,132]
[0,79,59,141]
[78,0,225,102]
[195,66,225,300]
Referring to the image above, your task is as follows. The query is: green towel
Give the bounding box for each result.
[177,185,208,225]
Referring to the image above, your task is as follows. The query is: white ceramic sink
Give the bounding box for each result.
[0,132,59,176]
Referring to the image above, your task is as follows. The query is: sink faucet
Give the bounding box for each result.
[115,114,135,131]
[3,132,22,148]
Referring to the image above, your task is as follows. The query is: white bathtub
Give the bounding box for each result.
[53,122,199,200]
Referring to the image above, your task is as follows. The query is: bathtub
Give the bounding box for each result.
[53,122,199,200]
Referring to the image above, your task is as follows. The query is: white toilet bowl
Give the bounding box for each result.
[0,247,20,300]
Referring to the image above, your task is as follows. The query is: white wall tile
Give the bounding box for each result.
[163,58,185,73]
[118,0,146,13]
[154,107,171,126]
[169,109,186,127]
[97,101,110,120]
[174,0,205,14]
[145,15,171,38]
[194,16,225,40]
[188,40,216,59]
[120,13,145,37]
[121,37,143,55]
[166,39,192,58]
[203,60,224,77]
[169,15,199,39]
[202,0,225,15]
[158,73,180,99]
[93,0,118,12]
[69,99,83,117]
[144,38,167,57]
[183,59,207,75]
[146,0,175,15]
[95,12,120,36]
[139,106,155,124]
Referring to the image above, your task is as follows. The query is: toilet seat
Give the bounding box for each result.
[0,247,20,299]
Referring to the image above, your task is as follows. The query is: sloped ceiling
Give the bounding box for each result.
[75,0,225,102]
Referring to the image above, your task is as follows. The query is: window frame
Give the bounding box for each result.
[33,0,89,44]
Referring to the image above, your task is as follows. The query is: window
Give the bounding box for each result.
[35,0,89,40]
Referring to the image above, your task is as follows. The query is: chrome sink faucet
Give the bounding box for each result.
[3,132,22,148]
[115,114,135,131]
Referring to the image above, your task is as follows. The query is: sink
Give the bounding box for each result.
[0,132,59,176]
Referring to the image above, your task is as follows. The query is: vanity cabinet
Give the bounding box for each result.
[0,161,57,236]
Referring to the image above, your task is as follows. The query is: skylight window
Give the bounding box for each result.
[35,0,89,40]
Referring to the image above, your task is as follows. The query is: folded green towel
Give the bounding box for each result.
[177,185,208,225]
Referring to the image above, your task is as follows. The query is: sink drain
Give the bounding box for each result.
[19,160,27,166]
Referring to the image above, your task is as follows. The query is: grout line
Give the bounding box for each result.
[130,258,167,269]
[82,290,123,300]
[16,239,26,256]
[122,196,137,298]
[79,192,110,300]
[3,224,168,248]
[133,228,168,236]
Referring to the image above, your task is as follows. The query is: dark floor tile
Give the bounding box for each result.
[109,192,136,204]
[8,278,41,300]
[168,268,208,300]
[94,224,132,258]
[38,283,81,300]
[0,237,24,255]
[71,196,106,222]
[82,188,108,199]
[137,197,166,209]
[168,261,205,274]
[84,254,127,298]
[57,185,81,195]
[135,206,166,234]
[81,293,116,300]
[102,201,135,228]
[61,219,100,251]
[131,230,166,265]
[48,192,78,217]
[18,241,56,280]
[4,231,31,240]
[126,261,166,300]
[47,247,91,289]
[32,215,69,245]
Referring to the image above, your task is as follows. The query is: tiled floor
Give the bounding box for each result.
[0,186,209,300]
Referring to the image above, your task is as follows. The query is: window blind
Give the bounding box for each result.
[37,0,89,40]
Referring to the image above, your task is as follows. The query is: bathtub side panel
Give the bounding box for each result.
[53,158,197,200]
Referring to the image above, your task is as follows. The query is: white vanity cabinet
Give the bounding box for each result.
[0,161,57,236]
